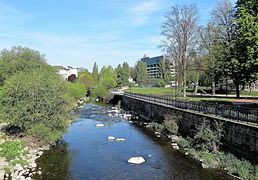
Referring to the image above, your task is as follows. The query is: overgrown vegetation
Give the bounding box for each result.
[160,118,257,180]
[163,114,179,135]
[0,140,27,163]
[0,46,75,143]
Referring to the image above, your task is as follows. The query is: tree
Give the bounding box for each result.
[0,46,48,86]
[0,67,70,143]
[161,5,199,97]
[116,62,130,87]
[199,23,225,95]
[209,0,235,95]
[135,60,148,85]
[92,62,98,82]
[78,71,93,89]
[227,0,258,98]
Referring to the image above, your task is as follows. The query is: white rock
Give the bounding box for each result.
[107,136,115,141]
[185,152,189,156]
[157,135,161,138]
[128,156,145,165]
[128,121,133,123]
[172,145,180,150]
[96,124,104,127]
[116,138,125,142]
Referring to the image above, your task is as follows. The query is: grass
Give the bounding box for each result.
[126,87,258,106]
[126,87,175,95]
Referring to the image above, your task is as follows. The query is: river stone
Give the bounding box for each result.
[128,157,145,165]
[116,138,125,142]
[107,136,115,141]
[96,124,104,127]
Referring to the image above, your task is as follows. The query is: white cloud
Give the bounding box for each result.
[129,1,163,26]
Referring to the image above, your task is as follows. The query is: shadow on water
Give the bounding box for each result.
[33,103,235,180]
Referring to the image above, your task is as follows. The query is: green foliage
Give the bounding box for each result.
[92,62,98,82]
[163,114,179,134]
[91,65,117,99]
[0,46,48,86]
[135,61,148,85]
[116,62,130,87]
[148,122,165,133]
[78,71,93,89]
[159,58,172,82]
[157,79,166,87]
[65,82,86,100]
[193,121,224,152]
[0,67,69,134]
[177,137,191,148]
[91,84,108,98]
[226,0,258,97]
[28,124,62,144]
[0,140,26,161]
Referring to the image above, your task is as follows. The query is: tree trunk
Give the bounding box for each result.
[183,68,186,97]
[194,81,198,94]
[212,82,216,95]
[235,83,240,98]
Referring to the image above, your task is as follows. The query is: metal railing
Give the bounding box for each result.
[124,92,258,125]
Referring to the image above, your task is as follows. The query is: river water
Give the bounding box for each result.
[32,103,233,180]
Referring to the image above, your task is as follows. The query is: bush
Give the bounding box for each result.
[28,124,62,144]
[0,67,70,140]
[163,114,179,135]
[0,140,26,161]
[157,79,166,87]
[148,122,165,133]
[177,137,191,148]
[193,121,224,152]
[65,82,86,100]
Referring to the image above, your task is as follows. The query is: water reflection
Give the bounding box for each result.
[33,104,234,180]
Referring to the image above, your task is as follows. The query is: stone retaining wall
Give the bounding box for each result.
[121,96,258,163]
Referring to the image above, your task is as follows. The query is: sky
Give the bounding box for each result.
[0,0,237,70]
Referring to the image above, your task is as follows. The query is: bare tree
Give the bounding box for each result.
[161,4,199,97]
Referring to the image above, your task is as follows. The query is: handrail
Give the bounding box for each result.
[124,92,258,125]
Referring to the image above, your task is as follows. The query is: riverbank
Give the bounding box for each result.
[0,123,50,180]
[131,118,258,180]
[0,97,89,180]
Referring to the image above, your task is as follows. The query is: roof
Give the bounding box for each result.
[141,55,163,65]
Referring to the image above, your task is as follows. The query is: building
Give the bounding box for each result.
[53,66,78,80]
[141,55,175,79]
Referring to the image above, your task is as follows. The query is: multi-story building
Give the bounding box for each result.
[141,55,175,79]
[53,66,78,80]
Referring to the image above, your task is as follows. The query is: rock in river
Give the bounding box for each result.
[107,136,115,141]
[96,123,105,127]
[115,138,125,142]
[128,156,145,165]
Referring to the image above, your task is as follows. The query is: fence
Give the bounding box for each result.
[124,92,258,125]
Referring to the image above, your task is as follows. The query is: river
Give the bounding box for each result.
[32,103,233,180]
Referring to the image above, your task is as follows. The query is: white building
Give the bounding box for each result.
[53,66,78,80]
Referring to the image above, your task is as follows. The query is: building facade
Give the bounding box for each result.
[141,55,175,79]
[53,66,78,80]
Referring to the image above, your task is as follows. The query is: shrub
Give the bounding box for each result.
[163,114,179,135]
[193,120,224,152]
[218,153,255,179]
[28,124,62,144]
[148,122,165,133]
[65,82,86,100]
[0,67,70,140]
[157,79,166,87]
[0,140,26,161]
[177,137,191,148]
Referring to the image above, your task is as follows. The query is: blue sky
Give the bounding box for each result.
[0,0,236,70]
